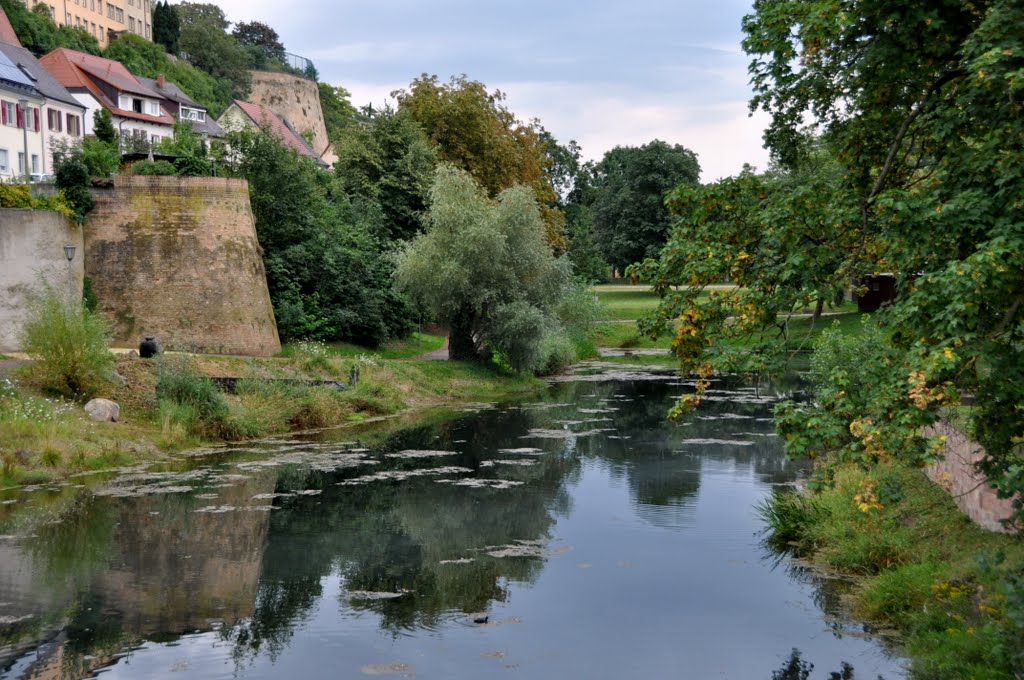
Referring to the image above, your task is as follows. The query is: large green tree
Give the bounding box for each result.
[151,1,179,54]
[394,166,578,372]
[635,0,1024,511]
[0,0,100,56]
[333,107,438,241]
[318,83,359,142]
[394,75,566,251]
[224,128,415,346]
[175,2,251,99]
[590,141,700,271]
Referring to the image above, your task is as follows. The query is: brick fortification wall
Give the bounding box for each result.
[925,421,1019,533]
[0,209,83,352]
[247,70,336,164]
[85,176,280,357]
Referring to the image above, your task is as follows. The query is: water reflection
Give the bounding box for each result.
[0,373,904,679]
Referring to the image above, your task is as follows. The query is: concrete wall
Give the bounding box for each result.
[0,209,83,352]
[85,176,281,357]
[246,70,337,165]
[925,421,1019,533]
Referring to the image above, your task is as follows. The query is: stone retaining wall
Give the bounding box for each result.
[925,421,1018,533]
[85,176,280,357]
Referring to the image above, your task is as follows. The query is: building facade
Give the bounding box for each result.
[21,0,152,48]
[0,48,46,180]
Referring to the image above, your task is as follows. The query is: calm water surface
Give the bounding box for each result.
[0,369,906,679]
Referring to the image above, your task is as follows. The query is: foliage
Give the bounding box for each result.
[129,160,177,176]
[51,142,95,223]
[395,75,566,251]
[157,121,214,176]
[222,127,416,346]
[151,0,180,54]
[319,83,359,142]
[232,21,285,63]
[333,107,438,240]
[104,33,232,118]
[20,285,113,399]
[589,140,700,271]
[394,166,579,373]
[79,137,119,178]
[0,182,73,217]
[155,357,231,437]
[91,108,116,146]
[0,0,101,57]
[633,0,1024,509]
[175,2,251,101]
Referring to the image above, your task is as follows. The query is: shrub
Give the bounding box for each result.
[0,183,74,217]
[20,285,113,399]
[130,160,177,176]
[52,142,95,223]
[80,137,120,177]
[155,357,231,436]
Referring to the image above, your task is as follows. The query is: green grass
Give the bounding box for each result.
[280,332,446,361]
[759,462,1024,679]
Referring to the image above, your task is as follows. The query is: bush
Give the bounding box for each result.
[0,183,74,217]
[20,285,113,399]
[52,141,96,222]
[155,357,231,436]
[80,137,120,177]
[130,160,177,176]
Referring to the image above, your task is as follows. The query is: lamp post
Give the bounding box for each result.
[18,98,29,181]
[63,242,76,307]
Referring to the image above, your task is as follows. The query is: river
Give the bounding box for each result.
[0,365,906,679]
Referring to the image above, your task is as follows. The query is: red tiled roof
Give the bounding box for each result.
[0,8,20,47]
[231,100,322,162]
[40,48,174,126]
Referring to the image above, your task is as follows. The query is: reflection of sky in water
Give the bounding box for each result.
[1,376,906,679]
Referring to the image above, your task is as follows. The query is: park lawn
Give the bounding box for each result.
[279,332,446,361]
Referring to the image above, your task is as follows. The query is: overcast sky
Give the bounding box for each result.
[206,0,770,182]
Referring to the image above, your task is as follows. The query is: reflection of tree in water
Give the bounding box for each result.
[226,404,583,661]
[769,648,876,680]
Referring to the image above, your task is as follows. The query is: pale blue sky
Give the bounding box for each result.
[208,0,770,181]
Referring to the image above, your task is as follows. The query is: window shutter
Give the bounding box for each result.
[2,103,6,126]
[33,108,39,132]
[15,104,21,129]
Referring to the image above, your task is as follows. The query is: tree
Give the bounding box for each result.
[152,1,179,54]
[333,107,438,241]
[590,140,700,271]
[394,166,576,372]
[635,0,1024,512]
[92,107,116,145]
[223,127,415,346]
[0,0,101,56]
[394,75,566,251]
[232,21,285,63]
[175,2,251,99]
[319,83,358,142]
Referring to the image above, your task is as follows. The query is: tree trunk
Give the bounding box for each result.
[812,297,825,324]
[448,307,479,362]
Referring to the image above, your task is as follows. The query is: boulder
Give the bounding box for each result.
[84,398,120,423]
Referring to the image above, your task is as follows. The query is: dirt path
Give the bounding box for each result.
[414,337,450,361]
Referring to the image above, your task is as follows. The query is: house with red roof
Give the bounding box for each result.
[217,99,328,167]
[39,47,175,149]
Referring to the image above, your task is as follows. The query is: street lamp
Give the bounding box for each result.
[63,243,76,261]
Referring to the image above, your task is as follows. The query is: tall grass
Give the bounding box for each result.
[21,285,113,399]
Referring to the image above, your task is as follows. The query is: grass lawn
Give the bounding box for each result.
[279,332,446,361]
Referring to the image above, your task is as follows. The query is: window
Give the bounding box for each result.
[66,114,81,136]
[47,108,62,132]
[2,101,15,127]
[132,98,143,113]
[128,16,134,31]
[148,101,159,116]
[0,149,8,174]
[31,154,39,175]
[180,107,206,123]
[106,4,113,18]
[17,152,24,175]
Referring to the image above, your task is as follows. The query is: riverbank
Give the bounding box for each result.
[0,350,543,488]
[760,460,1024,679]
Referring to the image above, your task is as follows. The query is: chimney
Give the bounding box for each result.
[156,74,165,89]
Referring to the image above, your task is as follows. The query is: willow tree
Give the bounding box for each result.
[394,166,574,373]
[633,0,1024,506]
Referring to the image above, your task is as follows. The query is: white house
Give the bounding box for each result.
[0,42,85,177]
[39,47,174,149]
[0,48,45,181]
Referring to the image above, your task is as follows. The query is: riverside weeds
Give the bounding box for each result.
[759,461,1024,679]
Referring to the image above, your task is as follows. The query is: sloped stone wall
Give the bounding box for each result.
[85,176,280,357]
[247,70,336,164]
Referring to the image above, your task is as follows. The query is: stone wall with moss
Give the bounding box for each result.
[84,176,280,357]
[247,70,336,165]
